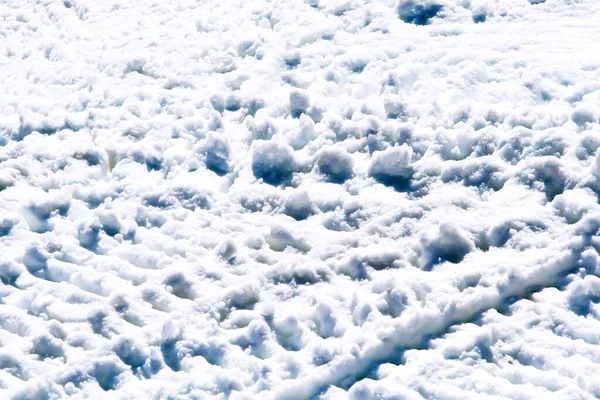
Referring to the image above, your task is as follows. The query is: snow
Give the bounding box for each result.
[1,0,600,398]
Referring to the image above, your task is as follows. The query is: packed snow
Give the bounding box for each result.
[1,0,600,398]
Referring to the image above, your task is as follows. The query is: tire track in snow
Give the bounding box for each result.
[275,225,594,399]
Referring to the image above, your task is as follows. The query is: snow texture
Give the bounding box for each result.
[1,0,600,398]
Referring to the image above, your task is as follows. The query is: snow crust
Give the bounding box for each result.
[1,0,600,398]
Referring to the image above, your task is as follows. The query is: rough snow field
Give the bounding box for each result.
[2,0,600,398]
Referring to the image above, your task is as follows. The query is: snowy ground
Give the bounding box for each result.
[2,0,600,398]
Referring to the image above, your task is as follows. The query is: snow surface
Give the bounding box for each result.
[2,0,600,398]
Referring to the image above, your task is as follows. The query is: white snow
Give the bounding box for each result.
[2,0,600,398]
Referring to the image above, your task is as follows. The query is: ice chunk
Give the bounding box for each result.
[368,144,413,188]
[77,218,101,251]
[30,333,65,359]
[0,215,19,236]
[290,91,310,119]
[316,146,354,183]
[314,302,337,338]
[283,189,314,221]
[397,1,443,26]
[114,336,150,370]
[290,114,316,150]
[419,222,474,270]
[572,107,596,126]
[216,239,237,261]
[265,224,310,252]
[203,133,230,176]
[245,320,271,346]
[163,272,196,300]
[252,140,296,185]
[92,357,127,391]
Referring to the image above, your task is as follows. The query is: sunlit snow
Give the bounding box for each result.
[1,0,600,398]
